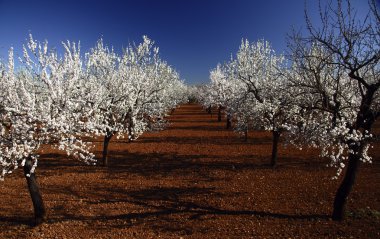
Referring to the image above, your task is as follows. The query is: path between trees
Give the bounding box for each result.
[0,104,379,238]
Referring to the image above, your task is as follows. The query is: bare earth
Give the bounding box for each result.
[0,104,379,238]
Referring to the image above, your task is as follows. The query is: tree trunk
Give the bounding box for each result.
[102,130,114,166]
[218,106,222,122]
[332,146,361,221]
[226,113,231,129]
[128,111,135,142]
[207,105,212,114]
[331,87,376,221]
[271,130,281,168]
[23,156,46,226]
[244,126,248,142]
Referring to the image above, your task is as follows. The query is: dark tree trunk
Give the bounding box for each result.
[271,130,281,168]
[218,106,222,122]
[102,130,114,166]
[226,113,231,129]
[332,145,361,221]
[128,111,135,142]
[331,86,377,221]
[244,126,248,142]
[207,105,212,114]
[23,156,46,226]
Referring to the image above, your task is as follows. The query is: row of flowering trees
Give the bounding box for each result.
[199,0,379,221]
[0,35,187,224]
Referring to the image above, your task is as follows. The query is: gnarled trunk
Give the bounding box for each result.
[331,86,377,220]
[102,130,114,166]
[270,130,281,168]
[332,144,362,221]
[23,156,46,226]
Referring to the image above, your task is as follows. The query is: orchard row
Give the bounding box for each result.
[194,0,379,221]
[0,35,187,224]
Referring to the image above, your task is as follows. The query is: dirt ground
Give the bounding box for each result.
[0,103,379,238]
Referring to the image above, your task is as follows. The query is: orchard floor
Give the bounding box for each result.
[1,104,380,239]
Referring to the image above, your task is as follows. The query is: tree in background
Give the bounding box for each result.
[205,40,300,167]
[232,39,300,167]
[86,36,187,166]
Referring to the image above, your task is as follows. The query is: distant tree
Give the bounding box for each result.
[208,39,300,167]
[196,84,216,116]
[208,64,241,127]
[232,39,301,167]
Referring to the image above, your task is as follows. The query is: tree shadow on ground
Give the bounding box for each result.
[0,216,34,227]
[167,125,227,132]
[37,146,325,181]
[14,103,334,231]
[41,185,330,234]
[102,150,283,180]
[136,135,273,145]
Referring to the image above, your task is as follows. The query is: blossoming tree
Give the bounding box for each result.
[288,0,380,220]
[86,36,186,166]
[206,39,300,167]
[0,35,186,225]
[0,35,97,225]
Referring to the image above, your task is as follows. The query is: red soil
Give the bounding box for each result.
[0,104,379,238]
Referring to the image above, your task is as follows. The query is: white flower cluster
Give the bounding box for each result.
[198,37,378,177]
[0,35,187,180]
[198,39,301,144]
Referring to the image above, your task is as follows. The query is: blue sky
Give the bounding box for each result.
[0,0,373,84]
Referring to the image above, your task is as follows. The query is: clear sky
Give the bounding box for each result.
[0,0,373,84]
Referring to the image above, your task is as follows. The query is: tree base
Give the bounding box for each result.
[33,215,47,226]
